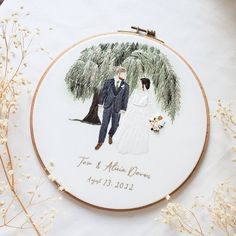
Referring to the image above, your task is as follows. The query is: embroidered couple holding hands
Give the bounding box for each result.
[95,66,151,155]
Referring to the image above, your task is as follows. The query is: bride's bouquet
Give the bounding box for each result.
[149,114,166,133]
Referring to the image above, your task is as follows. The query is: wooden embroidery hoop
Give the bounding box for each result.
[30,26,210,211]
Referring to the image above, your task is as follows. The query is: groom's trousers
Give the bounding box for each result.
[98,106,121,143]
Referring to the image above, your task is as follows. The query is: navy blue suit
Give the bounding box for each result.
[98,78,129,143]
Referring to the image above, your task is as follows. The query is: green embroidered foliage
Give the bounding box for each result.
[65,42,181,121]
[122,56,145,94]
[156,54,181,121]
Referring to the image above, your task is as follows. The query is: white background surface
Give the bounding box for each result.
[0,0,236,235]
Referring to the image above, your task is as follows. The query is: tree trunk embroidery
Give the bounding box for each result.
[81,89,101,125]
[69,89,101,125]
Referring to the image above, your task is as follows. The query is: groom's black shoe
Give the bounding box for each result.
[95,143,103,150]
[108,135,113,145]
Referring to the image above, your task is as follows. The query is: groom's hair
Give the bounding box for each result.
[115,66,126,75]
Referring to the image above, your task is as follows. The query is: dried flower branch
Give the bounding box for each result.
[159,195,205,236]
[213,99,236,162]
[0,8,59,235]
[208,182,236,236]
[213,99,236,134]
[159,100,236,236]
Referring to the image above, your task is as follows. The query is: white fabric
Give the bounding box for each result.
[0,0,236,236]
[115,80,120,89]
[114,77,120,89]
[114,89,150,154]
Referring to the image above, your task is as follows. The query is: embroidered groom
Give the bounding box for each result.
[95,67,129,150]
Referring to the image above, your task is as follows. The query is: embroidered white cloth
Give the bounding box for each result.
[114,89,150,154]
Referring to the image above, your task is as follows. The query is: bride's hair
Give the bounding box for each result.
[140,78,150,90]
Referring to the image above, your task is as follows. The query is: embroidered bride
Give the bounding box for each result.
[114,78,151,155]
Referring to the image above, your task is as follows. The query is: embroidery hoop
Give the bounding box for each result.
[30,27,210,211]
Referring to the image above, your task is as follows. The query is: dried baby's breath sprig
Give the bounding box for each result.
[213,99,236,162]
[208,182,236,236]
[159,196,205,236]
[160,182,236,236]
[159,101,236,236]
[213,99,236,135]
[0,9,58,236]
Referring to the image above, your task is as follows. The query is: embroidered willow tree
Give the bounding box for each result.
[65,42,181,125]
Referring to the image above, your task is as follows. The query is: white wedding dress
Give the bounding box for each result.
[114,88,150,155]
